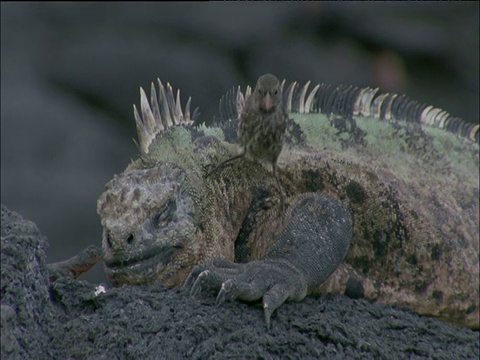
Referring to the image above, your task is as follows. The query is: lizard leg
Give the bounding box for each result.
[186,259,305,329]
[47,245,103,282]
[185,192,353,329]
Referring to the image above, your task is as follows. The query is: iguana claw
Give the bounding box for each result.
[189,270,210,297]
[184,258,307,329]
[215,279,235,306]
[183,194,353,329]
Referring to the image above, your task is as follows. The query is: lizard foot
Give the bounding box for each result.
[47,245,103,282]
[184,258,307,329]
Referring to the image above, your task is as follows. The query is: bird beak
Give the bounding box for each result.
[262,93,273,111]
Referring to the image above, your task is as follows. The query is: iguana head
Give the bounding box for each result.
[97,79,204,287]
[97,164,200,287]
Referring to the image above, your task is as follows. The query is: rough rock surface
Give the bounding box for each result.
[2,205,478,359]
[1,205,58,358]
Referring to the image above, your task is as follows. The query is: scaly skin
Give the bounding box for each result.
[96,78,479,329]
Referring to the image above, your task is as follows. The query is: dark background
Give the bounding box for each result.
[1,2,479,284]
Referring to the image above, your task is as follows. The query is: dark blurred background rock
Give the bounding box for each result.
[1,2,478,284]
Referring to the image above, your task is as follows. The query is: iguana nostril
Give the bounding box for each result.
[127,234,134,244]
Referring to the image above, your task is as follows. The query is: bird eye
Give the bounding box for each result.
[273,89,278,95]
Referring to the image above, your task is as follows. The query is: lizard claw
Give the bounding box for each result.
[183,263,209,291]
[263,303,272,331]
[215,279,236,306]
[189,270,210,297]
[184,258,308,329]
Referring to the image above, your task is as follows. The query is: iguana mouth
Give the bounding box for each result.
[104,245,181,286]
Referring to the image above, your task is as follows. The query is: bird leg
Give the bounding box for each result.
[205,153,245,178]
[273,166,287,216]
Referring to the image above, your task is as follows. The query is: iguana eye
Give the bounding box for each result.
[153,199,177,227]
[126,234,134,244]
[105,230,113,248]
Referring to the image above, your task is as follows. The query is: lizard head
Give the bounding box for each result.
[253,73,281,113]
[97,164,200,287]
[96,79,209,288]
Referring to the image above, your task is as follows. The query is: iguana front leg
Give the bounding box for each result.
[185,193,353,329]
[47,245,103,282]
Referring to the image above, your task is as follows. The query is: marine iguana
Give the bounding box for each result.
[72,77,478,329]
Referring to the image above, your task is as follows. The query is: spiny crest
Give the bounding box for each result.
[213,85,251,124]
[216,81,479,144]
[133,79,200,155]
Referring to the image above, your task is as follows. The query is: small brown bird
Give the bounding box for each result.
[238,73,287,177]
[206,74,287,211]
[206,74,287,183]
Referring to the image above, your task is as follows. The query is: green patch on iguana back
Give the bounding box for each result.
[292,113,478,188]
[291,113,341,152]
[197,123,226,141]
[147,126,198,165]
[145,125,236,170]
[423,125,479,182]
